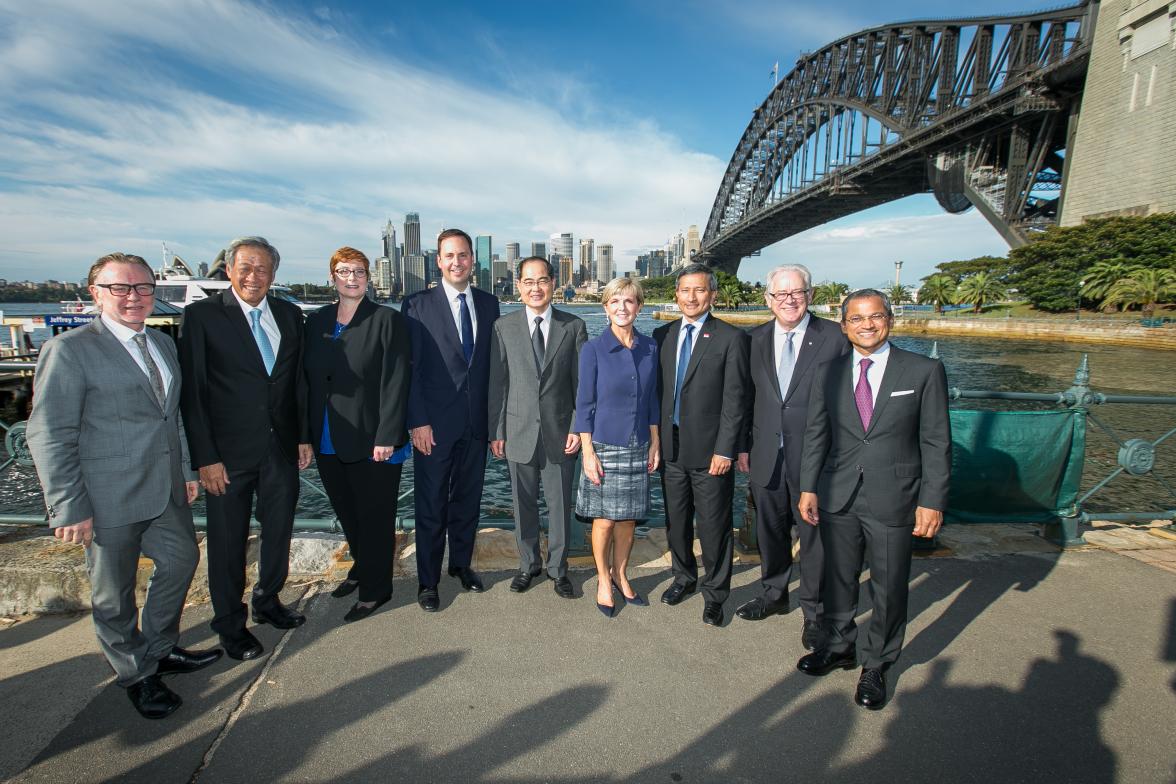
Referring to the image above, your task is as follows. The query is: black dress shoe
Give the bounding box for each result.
[344,594,392,623]
[702,601,723,626]
[660,582,696,606]
[127,674,182,719]
[855,667,888,710]
[801,618,823,651]
[220,630,264,661]
[509,570,543,593]
[552,576,574,599]
[156,646,223,675]
[734,597,788,621]
[797,646,857,676]
[251,601,306,629]
[331,579,359,598]
[417,585,440,612]
[448,566,485,592]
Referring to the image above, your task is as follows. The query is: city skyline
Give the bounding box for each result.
[0,0,1022,286]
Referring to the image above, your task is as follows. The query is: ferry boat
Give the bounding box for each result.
[154,248,318,312]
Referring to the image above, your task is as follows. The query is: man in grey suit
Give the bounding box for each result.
[26,253,221,720]
[736,265,849,650]
[489,256,588,598]
[796,289,951,710]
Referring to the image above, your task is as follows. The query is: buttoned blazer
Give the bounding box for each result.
[572,328,659,447]
[745,314,849,488]
[26,319,193,528]
[178,288,307,470]
[653,314,751,469]
[303,297,411,462]
[402,284,500,443]
[799,345,952,523]
[487,307,588,464]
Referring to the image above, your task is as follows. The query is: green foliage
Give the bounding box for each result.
[930,255,1011,283]
[811,280,849,305]
[955,271,1007,313]
[886,284,914,306]
[918,274,957,314]
[1008,214,1176,312]
[1100,267,1176,315]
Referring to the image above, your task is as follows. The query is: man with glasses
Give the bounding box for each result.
[179,237,312,662]
[488,257,588,598]
[736,265,848,650]
[795,289,951,710]
[27,253,220,719]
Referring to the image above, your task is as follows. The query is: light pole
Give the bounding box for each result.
[1076,280,1085,320]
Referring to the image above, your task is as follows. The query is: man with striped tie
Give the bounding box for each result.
[179,237,312,663]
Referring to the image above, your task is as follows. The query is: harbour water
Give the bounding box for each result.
[0,302,1172,521]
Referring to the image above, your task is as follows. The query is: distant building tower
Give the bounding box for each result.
[197,261,209,277]
[598,243,614,283]
[559,257,574,289]
[550,232,573,262]
[475,235,492,291]
[504,242,519,295]
[530,241,546,259]
[382,220,398,260]
[685,225,701,263]
[579,239,595,284]
[404,212,421,258]
[374,256,393,298]
[403,254,427,296]
[493,252,510,296]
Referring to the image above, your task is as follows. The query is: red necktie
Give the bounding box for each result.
[855,358,874,430]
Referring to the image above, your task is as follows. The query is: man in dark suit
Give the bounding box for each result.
[796,289,951,710]
[654,263,750,626]
[736,264,849,649]
[179,236,312,662]
[403,228,500,612]
[488,257,588,598]
[28,253,221,719]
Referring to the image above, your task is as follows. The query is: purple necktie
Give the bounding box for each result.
[855,358,874,430]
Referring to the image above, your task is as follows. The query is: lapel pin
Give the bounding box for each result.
[702,333,711,339]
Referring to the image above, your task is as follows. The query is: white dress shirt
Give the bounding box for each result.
[101,314,173,395]
[675,311,709,362]
[774,312,811,374]
[851,341,891,406]
[441,278,478,342]
[231,287,282,355]
[525,304,552,344]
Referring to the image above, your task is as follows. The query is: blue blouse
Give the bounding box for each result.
[573,327,659,447]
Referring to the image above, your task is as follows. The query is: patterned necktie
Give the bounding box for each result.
[532,316,545,374]
[250,308,276,375]
[458,292,474,364]
[777,331,796,398]
[673,323,694,426]
[131,332,166,408]
[855,357,874,430]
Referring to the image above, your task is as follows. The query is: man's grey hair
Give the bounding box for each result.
[674,263,718,291]
[840,288,894,322]
[226,236,281,271]
[765,264,812,291]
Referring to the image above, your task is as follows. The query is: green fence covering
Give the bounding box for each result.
[946,409,1086,524]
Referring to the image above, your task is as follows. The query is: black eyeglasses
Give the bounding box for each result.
[95,283,156,297]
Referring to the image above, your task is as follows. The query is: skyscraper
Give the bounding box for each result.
[550,232,573,262]
[559,257,573,290]
[475,235,492,290]
[403,254,427,296]
[530,241,546,259]
[598,243,614,283]
[685,225,701,265]
[382,219,398,260]
[579,239,594,284]
[404,212,421,257]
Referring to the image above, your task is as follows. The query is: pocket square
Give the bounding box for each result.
[891,390,915,397]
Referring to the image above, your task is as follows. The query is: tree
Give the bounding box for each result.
[1080,258,1135,310]
[955,271,1007,313]
[932,255,1011,283]
[1100,267,1176,315]
[717,282,744,310]
[887,284,914,306]
[811,280,849,305]
[918,274,957,314]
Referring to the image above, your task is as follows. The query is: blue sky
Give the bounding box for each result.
[0,0,1040,286]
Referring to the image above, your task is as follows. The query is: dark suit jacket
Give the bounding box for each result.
[179,288,306,470]
[303,297,411,463]
[799,344,951,523]
[402,284,500,444]
[653,313,750,469]
[487,307,588,464]
[745,314,849,488]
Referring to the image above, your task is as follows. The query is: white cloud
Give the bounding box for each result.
[0,0,725,281]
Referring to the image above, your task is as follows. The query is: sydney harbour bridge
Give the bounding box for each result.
[698,2,1097,273]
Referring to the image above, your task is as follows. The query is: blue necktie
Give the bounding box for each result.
[250,308,276,375]
[458,292,474,364]
[673,323,694,426]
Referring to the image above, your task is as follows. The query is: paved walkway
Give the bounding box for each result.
[2,527,1175,783]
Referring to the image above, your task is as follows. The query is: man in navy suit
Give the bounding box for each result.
[403,228,500,612]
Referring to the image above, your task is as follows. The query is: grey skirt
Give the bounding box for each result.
[575,437,651,523]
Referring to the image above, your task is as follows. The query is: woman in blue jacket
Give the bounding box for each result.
[574,277,660,617]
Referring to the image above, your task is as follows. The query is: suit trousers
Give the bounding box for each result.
[820,480,914,670]
[86,496,198,687]
[508,443,576,578]
[316,455,402,602]
[661,430,735,603]
[413,428,487,588]
[204,434,299,636]
[750,449,823,619]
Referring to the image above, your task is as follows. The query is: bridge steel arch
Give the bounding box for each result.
[699,2,1095,274]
